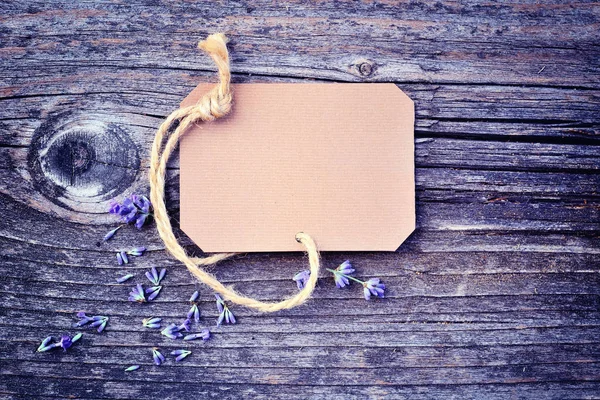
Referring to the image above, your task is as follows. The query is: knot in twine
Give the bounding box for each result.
[149,33,320,312]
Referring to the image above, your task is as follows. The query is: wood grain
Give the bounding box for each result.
[1,0,599,399]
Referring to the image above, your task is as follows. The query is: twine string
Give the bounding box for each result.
[148,33,320,312]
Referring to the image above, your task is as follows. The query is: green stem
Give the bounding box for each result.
[326,268,365,285]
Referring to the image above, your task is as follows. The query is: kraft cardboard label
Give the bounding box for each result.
[179,83,415,252]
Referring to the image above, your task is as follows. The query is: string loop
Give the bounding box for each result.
[148,33,320,312]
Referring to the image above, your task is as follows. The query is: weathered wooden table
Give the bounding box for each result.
[1,2,599,399]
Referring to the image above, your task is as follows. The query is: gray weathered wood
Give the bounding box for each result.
[1,0,599,399]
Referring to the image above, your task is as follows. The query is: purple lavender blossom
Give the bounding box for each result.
[127,247,146,256]
[215,294,236,326]
[37,333,82,353]
[76,312,109,332]
[183,329,210,341]
[128,284,146,303]
[109,194,152,230]
[292,270,311,290]
[120,251,129,264]
[145,267,166,286]
[116,252,123,265]
[161,323,183,340]
[116,274,134,283]
[363,278,386,300]
[187,304,200,323]
[145,285,162,301]
[125,365,140,372]
[189,290,199,302]
[331,260,355,288]
[143,317,162,329]
[171,349,191,361]
[103,226,122,241]
[152,348,165,365]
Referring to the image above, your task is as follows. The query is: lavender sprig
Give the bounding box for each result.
[142,317,162,329]
[152,348,165,366]
[183,329,210,341]
[171,349,192,361]
[292,270,311,290]
[38,333,82,353]
[145,267,166,286]
[326,261,386,300]
[215,294,236,326]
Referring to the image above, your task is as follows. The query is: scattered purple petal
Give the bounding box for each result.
[109,194,152,229]
[125,365,140,372]
[143,317,162,329]
[116,274,134,283]
[215,294,236,326]
[145,285,162,301]
[171,349,191,361]
[120,251,129,264]
[189,290,199,302]
[183,329,210,341]
[127,247,146,256]
[116,252,123,265]
[161,323,183,340]
[128,284,146,303]
[145,267,165,286]
[152,348,165,366]
[292,270,311,290]
[103,226,122,241]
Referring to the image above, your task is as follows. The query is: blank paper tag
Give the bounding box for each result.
[180,83,415,252]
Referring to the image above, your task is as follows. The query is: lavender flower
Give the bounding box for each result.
[128,284,146,303]
[215,294,236,326]
[145,267,166,286]
[36,333,82,353]
[145,285,162,301]
[363,278,386,300]
[292,270,311,290]
[103,226,122,241]
[116,252,123,265]
[125,365,140,372]
[116,274,134,283]
[120,251,129,264]
[331,260,355,288]
[109,194,152,230]
[189,290,199,302]
[161,323,183,340]
[152,348,165,366]
[183,329,210,341]
[187,304,200,323]
[142,317,162,329]
[171,349,192,361]
[127,247,146,256]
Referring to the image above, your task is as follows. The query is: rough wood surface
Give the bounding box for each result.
[1,1,599,399]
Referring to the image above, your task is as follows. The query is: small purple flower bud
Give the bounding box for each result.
[72,333,83,343]
[161,323,183,340]
[37,336,53,352]
[179,318,191,332]
[143,317,162,329]
[189,290,199,302]
[135,214,149,229]
[128,284,146,303]
[58,335,73,351]
[145,286,162,301]
[116,252,123,265]
[364,278,385,300]
[125,365,140,372]
[120,251,129,264]
[116,274,134,283]
[187,304,200,322]
[103,226,122,241]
